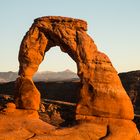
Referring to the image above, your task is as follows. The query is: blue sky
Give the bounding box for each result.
[0,0,139,73]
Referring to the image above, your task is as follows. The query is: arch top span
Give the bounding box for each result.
[34,16,87,31]
[16,16,134,120]
[18,16,97,77]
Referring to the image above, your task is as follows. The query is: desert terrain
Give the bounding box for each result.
[0,16,139,140]
[0,70,140,138]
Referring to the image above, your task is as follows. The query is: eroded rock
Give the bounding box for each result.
[15,16,134,120]
[15,77,40,110]
[0,110,139,140]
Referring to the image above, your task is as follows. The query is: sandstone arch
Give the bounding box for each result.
[15,16,134,120]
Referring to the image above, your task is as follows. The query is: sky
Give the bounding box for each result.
[0,0,139,73]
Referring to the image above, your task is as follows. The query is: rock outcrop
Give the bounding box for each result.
[12,16,140,139]
[119,70,140,114]
[15,77,40,110]
[0,108,139,140]
[16,16,133,119]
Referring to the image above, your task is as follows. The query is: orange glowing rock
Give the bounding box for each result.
[16,16,134,120]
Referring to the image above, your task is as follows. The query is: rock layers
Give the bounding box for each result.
[12,16,139,139]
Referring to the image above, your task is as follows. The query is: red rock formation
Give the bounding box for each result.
[15,77,40,110]
[0,110,139,140]
[15,16,133,121]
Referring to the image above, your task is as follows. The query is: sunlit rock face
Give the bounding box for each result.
[15,16,134,120]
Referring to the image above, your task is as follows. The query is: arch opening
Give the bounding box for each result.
[34,46,80,104]
[38,46,77,73]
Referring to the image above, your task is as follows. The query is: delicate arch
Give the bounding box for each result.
[15,16,134,120]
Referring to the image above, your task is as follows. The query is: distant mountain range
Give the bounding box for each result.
[0,69,79,83]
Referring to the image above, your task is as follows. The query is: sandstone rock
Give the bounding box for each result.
[6,102,16,109]
[2,109,39,119]
[119,71,140,130]
[15,77,40,110]
[76,115,140,140]
[40,103,46,112]
[0,16,138,139]
[0,109,55,140]
[2,102,16,113]
[119,70,140,114]
[15,16,134,120]
[0,110,139,140]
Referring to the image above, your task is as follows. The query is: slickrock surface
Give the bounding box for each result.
[0,106,55,140]
[0,107,139,140]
